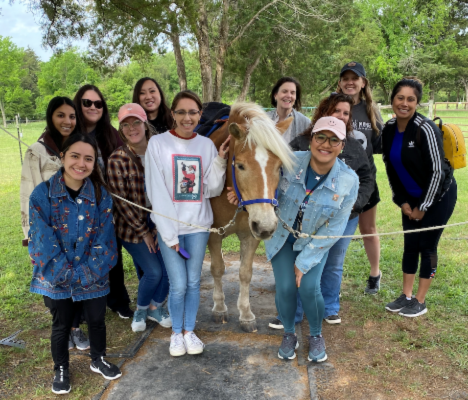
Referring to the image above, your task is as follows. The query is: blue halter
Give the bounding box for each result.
[231,155,279,208]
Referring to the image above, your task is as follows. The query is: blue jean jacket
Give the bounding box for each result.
[265,152,359,274]
[28,170,118,301]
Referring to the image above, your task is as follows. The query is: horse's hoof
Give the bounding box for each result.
[212,311,228,324]
[240,320,257,333]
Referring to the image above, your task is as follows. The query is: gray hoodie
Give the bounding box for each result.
[267,109,311,144]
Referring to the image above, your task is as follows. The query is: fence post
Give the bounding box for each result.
[428,100,434,119]
[16,115,23,165]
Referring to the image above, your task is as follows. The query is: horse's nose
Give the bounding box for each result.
[251,220,277,240]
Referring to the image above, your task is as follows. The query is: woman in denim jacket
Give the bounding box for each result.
[265,117,358,363]
[28,134,121,394]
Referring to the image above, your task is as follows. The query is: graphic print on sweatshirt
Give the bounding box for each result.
[172,155,203,202]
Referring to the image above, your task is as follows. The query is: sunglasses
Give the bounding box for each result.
[81,99,104,109]
[313,133,343,147]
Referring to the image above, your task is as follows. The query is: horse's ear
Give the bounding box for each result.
[276,117,294,135]
[229,123,246,140]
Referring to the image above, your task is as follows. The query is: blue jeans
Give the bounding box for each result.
[121,240,169,309]
[157,232,210,334]
[321,216,359,317]
[277,216,359,322]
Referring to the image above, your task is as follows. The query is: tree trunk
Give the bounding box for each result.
[237,54,261,102]
[195,0,213,102]
[0,99,6,128]
[465,81,468,110]
[456,85,460,109]
[169,28,187,91]
[429,83,435,102]
[213,0,230,102]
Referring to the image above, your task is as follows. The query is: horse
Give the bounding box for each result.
[208,102,295,332]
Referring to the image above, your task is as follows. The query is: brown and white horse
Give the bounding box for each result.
[209,102,295,332]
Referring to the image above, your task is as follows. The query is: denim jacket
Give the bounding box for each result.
[265,152,359,274]
[28,170,118,301]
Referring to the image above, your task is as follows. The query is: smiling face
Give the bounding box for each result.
[81,90,104,127]
[51,104,76,139]
[61,142,95,184]
[392,86,418,122]
[274,82,297,112]
[172,98,201,137]
[120,116,147,147]
[330,101,351,126]
[310,129,343,169]
[139,80,161,116]
[339,71,366,99]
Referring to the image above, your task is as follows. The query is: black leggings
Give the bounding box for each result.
[402,179,457,279]
[46,295,107,370]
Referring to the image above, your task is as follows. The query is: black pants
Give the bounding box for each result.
[107,238,131,311]
[46,295,107,370]
[402,179,457,279]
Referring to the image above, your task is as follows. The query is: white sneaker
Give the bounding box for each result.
[131,309,147,333]
[170,333,186,357]
[184,331,205,355]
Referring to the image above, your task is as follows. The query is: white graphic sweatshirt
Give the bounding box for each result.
[145,131,227,247]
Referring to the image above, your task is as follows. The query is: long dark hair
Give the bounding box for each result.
[270,77,302,111]
[132,77,173,128]
[45,97,80,151]
[61,134,111,203]
[73,85,118,164]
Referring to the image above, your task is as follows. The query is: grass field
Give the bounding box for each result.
[0,111,467,399]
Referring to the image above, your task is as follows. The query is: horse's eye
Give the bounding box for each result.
[236,164,245,171]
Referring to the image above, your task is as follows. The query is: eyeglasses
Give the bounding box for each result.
[173,110,200,117]
[121,120,143,131]
[313,133,343,147]
[82,99,104,109]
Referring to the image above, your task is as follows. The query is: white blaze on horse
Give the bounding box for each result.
[208,102,295,332]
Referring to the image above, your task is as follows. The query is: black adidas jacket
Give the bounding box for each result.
[289,134,373,220]
[382,112,453,211]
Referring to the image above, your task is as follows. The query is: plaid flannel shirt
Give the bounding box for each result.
[107,146,156,243]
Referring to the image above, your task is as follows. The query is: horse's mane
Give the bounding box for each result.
[231,102,296,171]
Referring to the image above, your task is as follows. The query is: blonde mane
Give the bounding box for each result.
[231,102,296,171]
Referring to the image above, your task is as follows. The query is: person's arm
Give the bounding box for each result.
[28,187,74,285]
[418,121,446,212]
[145,139,180,247]
[203,142,227,198]
[74,189,118,286]
[107,154,150,239]
[351,145,374,214]
[294,178,358,274]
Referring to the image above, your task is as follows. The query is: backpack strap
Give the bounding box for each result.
[122,145,144,173]
[38,141,61,158]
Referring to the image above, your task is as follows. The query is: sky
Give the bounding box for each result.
[0,0,86,61]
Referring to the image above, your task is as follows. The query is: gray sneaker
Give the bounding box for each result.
[365,271,382,295]
[147,306,172,328]
[71,328,90,351]
[398,298,427,318]
[308,335,327,363]
[68,334,74,350]
[278,333,299,360]
[385,294,414,312]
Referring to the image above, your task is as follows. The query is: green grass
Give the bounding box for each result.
[1,116,468,398]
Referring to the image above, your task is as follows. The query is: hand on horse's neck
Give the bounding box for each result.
[276,106,292,122]
[309,156,335,176]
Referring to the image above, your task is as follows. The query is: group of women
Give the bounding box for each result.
[20,61,457,394]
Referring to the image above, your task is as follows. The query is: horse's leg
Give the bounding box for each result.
[208,232,228,323]
[237,233,260,333]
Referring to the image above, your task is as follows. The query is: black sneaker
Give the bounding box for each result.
[398,298,427,318]
[278,333,299,360]
[268,318,284,330]
[52,366,71,394]
[116,305,134,319]
[365,271,382,295]
[90,357,122,380]
[324,315,341,324]
[385,294,414,312]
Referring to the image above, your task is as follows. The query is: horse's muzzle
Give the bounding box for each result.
[250,219,278,240]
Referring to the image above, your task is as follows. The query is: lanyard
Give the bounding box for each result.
[296,171,329,232]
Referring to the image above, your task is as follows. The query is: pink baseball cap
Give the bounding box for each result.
[118,103,147,123]
[312,116,346,140]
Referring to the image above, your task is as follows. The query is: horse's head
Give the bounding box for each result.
[228,103,296,241]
